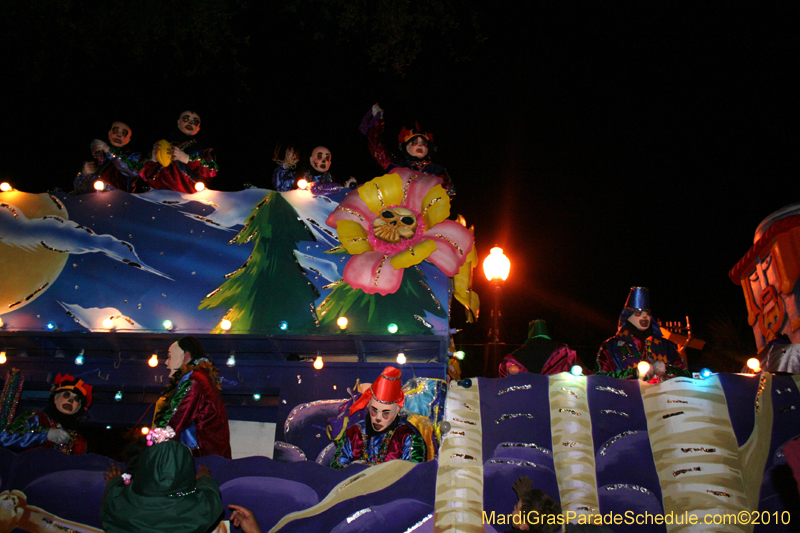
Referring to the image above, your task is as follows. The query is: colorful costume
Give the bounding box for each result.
[359,107,455,196]
[272,167,333,192]
[101,439,223,533]
[142,136,217,193]
[331,415,426,468]
[0,373,92,455]
[74,146,143,193]
[331,366,427,469]
[0,409,87,455]
[597,287,688,374]
[153,359,231,458]
[499,319,579,377]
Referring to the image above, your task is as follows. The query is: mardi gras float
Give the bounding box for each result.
[1,179,800,532]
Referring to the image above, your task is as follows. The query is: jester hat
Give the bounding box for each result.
[53,372,93,408]
[349,366,405,416]
[618,286,663,338]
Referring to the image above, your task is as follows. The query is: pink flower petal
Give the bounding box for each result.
[326,190,374,232]
[405,172,443,211]
[343,251,404,296]
[423,220,475,277]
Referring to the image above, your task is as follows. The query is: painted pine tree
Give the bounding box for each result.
[200,191,320,334]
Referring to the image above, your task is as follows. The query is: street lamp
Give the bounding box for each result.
[483,247,510,377]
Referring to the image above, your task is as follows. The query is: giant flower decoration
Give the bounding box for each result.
[326,168,474,296]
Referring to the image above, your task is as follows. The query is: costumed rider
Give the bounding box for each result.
[101,429,223,533]
[596,286,689,376]
[0,373,92,454]
[331,366,426,469]
[499,319,580,377]
[74,121,143,193]
[272,145,341,191]
[359,103,455,196]
[141,110,218,193]
[152,336,232,458]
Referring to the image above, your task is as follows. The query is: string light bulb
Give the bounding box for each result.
[453,351,465,360]
[46,322,57,331]
[93,180,105,191]
[387,323,398,334]
[570,365,583,376]
[313,355,324,370]
[747,358,761,373]
[114,391,123,402]
[103,317,114,330]
[0,182,11,192]
[637,360,651,379]
[337,317,348,330]
[0,352,6,365]
[141,427,149,435]
[396,352,406,365]
[0,317,4,328]
[226,352,236,367]
[279,321,289,331]
[75,350,85,365]
[297,178,309,190]
[220,319,232,331]
[195,182,206,192]
[148,354,159,368]
[162,319,173,331]
[253,393,261,401]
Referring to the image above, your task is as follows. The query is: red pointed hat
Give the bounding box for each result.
[349,366,405,416]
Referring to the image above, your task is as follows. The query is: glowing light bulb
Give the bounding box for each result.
[0,352,6,364]
[162,319,173,331]
[103,317,114,330]
[0,317,4,327]
[75,353,85,365]
[106,425,112,430]
[253,393,261,401]
[46,321,57,331]
[226,354,236,367]
[396,352,406,365]
[313,356,324,370]
[148,354,159,367]
[279,321,289,331]
[0,182,11,192]
[337,317,348,330]
[195,182,206,192]
[114,391,123,402]
[387,323,398,334]
[141,427,149,435]
[297,178,309,190]
[570,365,583,376]
[700,368,712,379]
[220,319,232,331]
[93,180,105,191]
[637,361,651,379]
[454,350,465,360]
[747,358,761,372]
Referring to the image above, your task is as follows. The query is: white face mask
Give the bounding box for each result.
[628,310,651,331]
[177,111,201,136]
[108,122,131,147]
[53,390,82,415]
[367,397,400,432]
[166,342,188,376]
[309,146,331,172]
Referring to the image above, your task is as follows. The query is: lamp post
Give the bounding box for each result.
[483,247,510,377]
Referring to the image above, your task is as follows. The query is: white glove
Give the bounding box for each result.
[371,103,383,117]
[47,428,70,444]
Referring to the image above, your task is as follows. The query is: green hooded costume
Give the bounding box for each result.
[101,440,223,533]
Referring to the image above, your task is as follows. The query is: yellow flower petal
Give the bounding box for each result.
[420,184,450,229]
[390,239,437,270]
[336,220,373,255]
[358,173,405,215]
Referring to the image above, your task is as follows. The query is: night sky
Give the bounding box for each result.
[1,3,797,368]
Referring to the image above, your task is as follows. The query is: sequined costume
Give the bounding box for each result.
[74,146,143,193]
[272,167,333,192]
[153,360,231,458]
[359,109,455,196]
[597,326,687,374]
[331,414,426,469]
[0,410,86,454]
[141,138,217,193]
